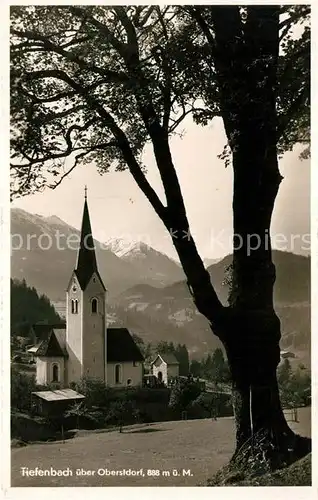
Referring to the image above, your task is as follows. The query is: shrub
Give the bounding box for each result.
[190,391,233,418]
[168,378,202,413]
[278,363,311,409]
[11,411,56,442]
[105,399,139,431]
[71,377,111,408]
[11,366,37,412]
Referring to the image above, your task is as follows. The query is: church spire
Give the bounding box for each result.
[74,188,98,289]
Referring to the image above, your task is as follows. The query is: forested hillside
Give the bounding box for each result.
[11,278,62,337]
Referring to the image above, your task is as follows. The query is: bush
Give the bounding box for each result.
[71,377,111,408]
[36,382,62,391]
[123,387,170,404]
[105,399,139,431]
[278,363,311,409]
[189,391,233,419]
[168,378,202,413]
[11,366,37,412]
[11,411,56,442]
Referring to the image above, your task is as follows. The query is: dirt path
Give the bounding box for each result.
[11,407,310,487]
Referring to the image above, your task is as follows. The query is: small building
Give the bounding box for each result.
[31,388,85,417]
[151,353,179,385]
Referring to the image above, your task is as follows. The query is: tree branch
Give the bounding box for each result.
[188,6,216,49]
[11,118,99,168]
[155,7,172,133]
[69,6,127,58]
[11,6,225,323]
[277,86,309,140]
[114,6,139,56]
[11,28,129,84]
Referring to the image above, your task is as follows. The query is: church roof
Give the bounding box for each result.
[31,330,68,358]
[31,323,66,342]
[74,197,105,291]
[107,328,144,363]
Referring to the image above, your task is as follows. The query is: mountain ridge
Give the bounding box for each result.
[11,208,185,300]
[11,208,310,361]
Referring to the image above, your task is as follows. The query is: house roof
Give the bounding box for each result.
[32,389,85,402]
[107,328,144,363]
[31,330,68,358]
[151,352,179,365]
[27,345,40,354]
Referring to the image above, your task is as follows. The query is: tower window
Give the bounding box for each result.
[71,299,79,314]
[52,363,59,382]
[115,364,122,384]
[91,298,98,314]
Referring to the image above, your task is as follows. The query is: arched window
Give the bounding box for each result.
[71,299,78,314]
[52,363,59,382]
[91,298,98,314]
[115,364,121,384]
[127,378,132,386]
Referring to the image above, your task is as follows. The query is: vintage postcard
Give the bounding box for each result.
[1,1,315,497]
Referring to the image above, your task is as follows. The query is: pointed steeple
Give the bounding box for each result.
[74,188,98,290]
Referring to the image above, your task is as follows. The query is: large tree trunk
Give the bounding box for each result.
[207,5,311,468]
[125,3,310,472]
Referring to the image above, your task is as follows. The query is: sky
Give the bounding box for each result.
[11,116,310,261]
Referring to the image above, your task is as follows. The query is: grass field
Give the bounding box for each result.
[11,407,311,487]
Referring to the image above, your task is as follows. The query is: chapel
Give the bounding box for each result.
[28,191,144,387]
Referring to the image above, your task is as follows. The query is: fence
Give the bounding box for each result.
[284,407,299,422]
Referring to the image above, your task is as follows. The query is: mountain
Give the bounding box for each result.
[11,208,185,300]
[105,238,185,285]
[204,257,223,267]
[112,251,310,361]
[164,251,310,306]
[11,207,310,363]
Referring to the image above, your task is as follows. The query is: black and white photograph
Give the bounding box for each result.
[5,2,313,491]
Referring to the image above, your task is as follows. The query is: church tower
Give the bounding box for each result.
[66,189,107,384]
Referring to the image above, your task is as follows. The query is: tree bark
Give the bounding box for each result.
[204,5,311,464]
[118,4,310,465]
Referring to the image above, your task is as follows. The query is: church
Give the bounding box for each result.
[28,192,144,388]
